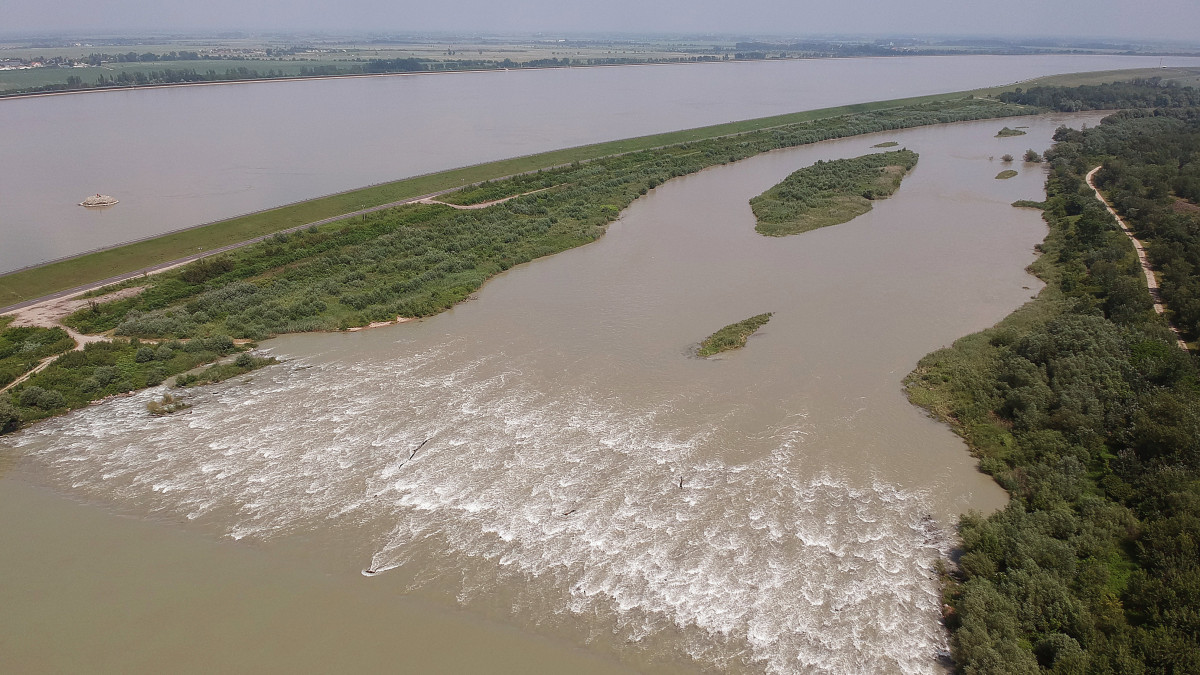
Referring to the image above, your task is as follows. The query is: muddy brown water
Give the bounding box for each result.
[1,113,1106,673]
[2,55,1196,273]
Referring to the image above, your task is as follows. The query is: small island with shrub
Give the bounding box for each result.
[697,313,773,357]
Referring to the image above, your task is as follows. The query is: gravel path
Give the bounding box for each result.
[1086,165,1189,350]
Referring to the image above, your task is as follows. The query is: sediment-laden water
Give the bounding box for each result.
[2,54,1196,273]
[1,113,1105,673]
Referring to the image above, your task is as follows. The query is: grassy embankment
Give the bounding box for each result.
[750,149,918,236]
[906,83,1200,671]
[698,313,773,357]
[0,91,1038,309]
[995,169,1019,179]
[5,66,1196,309]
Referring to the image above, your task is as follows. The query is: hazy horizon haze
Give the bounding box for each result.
[4,0,1199,43]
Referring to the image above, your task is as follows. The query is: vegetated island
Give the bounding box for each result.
[750,149,918,236]
[994,169,1018,179]
[995,126,1027,137]
[697,313,772,357]
[872,141,900,147]
[906,84,1200,670]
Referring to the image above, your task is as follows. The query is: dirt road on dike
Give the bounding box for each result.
[1086,165,1189,351]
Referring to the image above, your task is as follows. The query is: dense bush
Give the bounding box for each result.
[907,98,1200,671]
[0,322,75,387]
[749,149,918,235]
[5,336,242,427]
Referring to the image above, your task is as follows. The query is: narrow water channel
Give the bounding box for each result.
[0,112,1106,673]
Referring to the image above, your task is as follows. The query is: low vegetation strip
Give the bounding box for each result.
[0,317,75,390]
[698,313,772,357]
[905,89,1200,671]
[0,97,1037,435]
[995,169,1018,179]
[0,92,1036,309]
[750,149,918,236]
[5,69,1192,309]
[996,126,1027,137]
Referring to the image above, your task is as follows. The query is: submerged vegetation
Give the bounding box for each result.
[996,126,1028,137]
[175,353,278,387]
[698,313,773,357]
[750,149,918,236]
[146,392,189,416]
[907,95,1200,670]
[872,140,900,147]
[995,169,1019,179]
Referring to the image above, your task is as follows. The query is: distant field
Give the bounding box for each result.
[973,66,1200,94]
[0,59,350,91]
[0,38,727,93]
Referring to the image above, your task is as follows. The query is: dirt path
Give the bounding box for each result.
[3,286,143,332]
[1086,165,1189,350]
[416,186,554,210]
[1,184,561,318]
[0,355,57,395]
[0,286,146,395]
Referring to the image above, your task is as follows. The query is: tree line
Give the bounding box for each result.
[907,84,1200,673]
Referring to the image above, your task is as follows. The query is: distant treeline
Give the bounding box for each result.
[1,53,728,96]
[999,78,1200,112]
[907,84,1200,672]
[730,40,1095,58]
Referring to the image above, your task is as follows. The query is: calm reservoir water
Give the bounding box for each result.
[1,112,1106,673]
[1,55,1197,273]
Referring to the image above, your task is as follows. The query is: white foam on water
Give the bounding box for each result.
[7,345,951,673]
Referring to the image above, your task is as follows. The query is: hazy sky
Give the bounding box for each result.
[5,0,1199,43]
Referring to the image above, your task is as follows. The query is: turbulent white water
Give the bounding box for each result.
[12,345,952,673]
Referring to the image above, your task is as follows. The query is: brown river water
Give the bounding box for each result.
[1,112,1105,673]
[2,54,1196,274]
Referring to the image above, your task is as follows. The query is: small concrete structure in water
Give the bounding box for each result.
[79,193,118,207]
